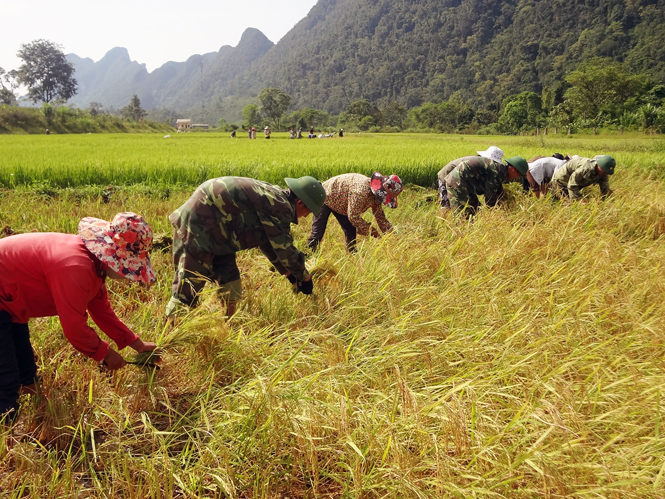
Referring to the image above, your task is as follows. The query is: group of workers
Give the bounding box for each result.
[437,146,615,215]
[0,147,616,423]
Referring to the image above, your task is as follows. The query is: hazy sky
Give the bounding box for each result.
[2,0,319,73]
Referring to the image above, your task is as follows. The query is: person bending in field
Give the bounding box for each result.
[0,212,158,423]
[525,153,567,198]
[307,172,403,253]
[437,146,504,209]
[166,176,326,318]
[443,155,528,218]
[550,155,615,203]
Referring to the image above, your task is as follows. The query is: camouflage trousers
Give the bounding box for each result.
[166,235,243,317]
[446,180,481,217]
[549,182,568,200]
[438,179,451,209]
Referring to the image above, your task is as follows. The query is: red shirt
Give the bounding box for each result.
[0,233,138,362]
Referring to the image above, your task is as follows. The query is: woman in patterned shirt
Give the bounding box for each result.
[307,172,402,252]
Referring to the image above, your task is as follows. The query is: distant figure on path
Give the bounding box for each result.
[297,128,303,139]
[339,128,344,138]
[289,127,296,139]
[264,126,271,139]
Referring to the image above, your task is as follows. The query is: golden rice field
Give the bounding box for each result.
[1,132,665,498]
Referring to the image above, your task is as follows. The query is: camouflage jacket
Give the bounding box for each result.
[437,156,477,184]
[552,157,610,200]
[444,156,508,207]
[169,177,309,280]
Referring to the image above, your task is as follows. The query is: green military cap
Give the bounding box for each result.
[595,155,616,175]
[285,176,326,216]
[505,156,528,177]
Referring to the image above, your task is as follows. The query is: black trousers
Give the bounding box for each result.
[0,311,38,421]
[307,204,357,252]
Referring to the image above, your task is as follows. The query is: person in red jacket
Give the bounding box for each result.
[0,212,158,422]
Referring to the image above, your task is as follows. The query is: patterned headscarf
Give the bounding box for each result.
[370,172,403,209]
[78,212,156,283]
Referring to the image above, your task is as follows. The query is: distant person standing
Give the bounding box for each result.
[297,128,303,139]
[264,126,271,139]
[45,129,50,135]
[230,130,236,138]
[289,127,296,139]
[248,128,252,139]
[339,128,344,138]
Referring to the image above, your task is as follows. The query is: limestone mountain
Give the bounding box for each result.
[68,0,665,123]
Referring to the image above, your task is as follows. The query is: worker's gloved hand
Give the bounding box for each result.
[286,273,297,285]
[297,278,313,295]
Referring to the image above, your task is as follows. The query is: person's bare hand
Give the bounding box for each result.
[102,349,126,370]
[129,338,157,353]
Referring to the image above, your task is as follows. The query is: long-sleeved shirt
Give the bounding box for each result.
[169,177,308,280]
[552,157,611,200]
[0,233,138,362]
[437,156,477,184]
[322,173,392,235]
[444,156,508,207]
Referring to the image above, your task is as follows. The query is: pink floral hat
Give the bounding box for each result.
[370,172,403,209]
[78,212,156,283]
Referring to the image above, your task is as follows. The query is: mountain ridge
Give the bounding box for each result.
[67,0,665,123]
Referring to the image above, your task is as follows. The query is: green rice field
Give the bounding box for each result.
[1,132,665,498]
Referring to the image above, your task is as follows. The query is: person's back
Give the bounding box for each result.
[529,157,566,185]
[169,177,295,261]
[446,156,506,195]
[552,156,612,200]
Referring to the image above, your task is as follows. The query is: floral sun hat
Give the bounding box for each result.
[78,212,156,283]
[370,172,403,209]
[477,146,504,163]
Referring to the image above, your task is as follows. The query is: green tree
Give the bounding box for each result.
[380,102,407,129]
[88,102,104,117]
[258,88,291,129]
[0,67,18,105]
[498,92,544,133]
[16,39,77,104]
[121,95,147,122]
[242,104,260,128]
[564,58,647,122]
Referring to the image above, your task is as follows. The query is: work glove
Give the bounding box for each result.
[297,278,314,295]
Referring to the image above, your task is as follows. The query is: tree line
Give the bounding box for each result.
[3,40,664,135]
[236,57,665,135]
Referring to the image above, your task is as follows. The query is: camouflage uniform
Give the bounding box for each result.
[444,156,508,216]
[437,156,477,208]
[551,157,611,201]
[166,177,309,315]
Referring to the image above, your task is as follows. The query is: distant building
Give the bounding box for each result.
[192,123,210,130]
[176,119,192,132]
